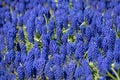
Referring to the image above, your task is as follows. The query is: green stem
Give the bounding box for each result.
[43,14,48,33]
[43,14,48,26]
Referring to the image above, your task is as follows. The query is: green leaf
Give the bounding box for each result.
[111,67,120,80]
[107,71,117,80]
[118,68,120,77]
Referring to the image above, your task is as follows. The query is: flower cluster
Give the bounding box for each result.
[0,0,120,80]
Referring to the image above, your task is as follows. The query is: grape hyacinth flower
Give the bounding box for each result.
[44,60,54,80]
[53,65,64,80]
[64,61,76,80]
[24,61,34,79]
[17,66,24,80]
[114,38,120,63]
[74,66,85,79]
[88,38,100,62]
[75,41,85,60]
[0,0,120,80]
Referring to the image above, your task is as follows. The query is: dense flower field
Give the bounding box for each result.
[0,0,120,80]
